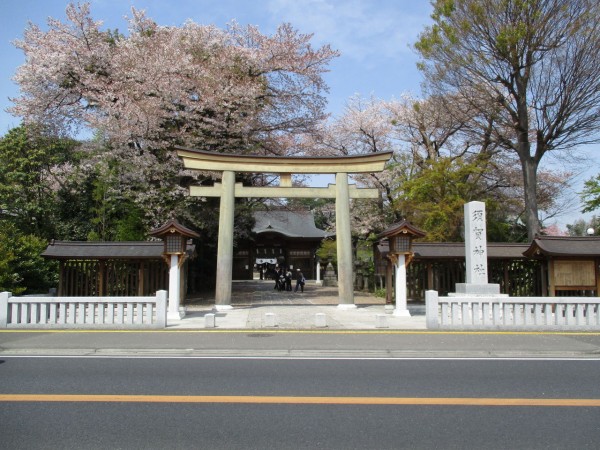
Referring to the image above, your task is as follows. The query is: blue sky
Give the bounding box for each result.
[0,0,433,132]
[1,0,597,227]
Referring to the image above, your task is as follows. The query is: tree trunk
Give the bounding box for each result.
[521,156,541,241]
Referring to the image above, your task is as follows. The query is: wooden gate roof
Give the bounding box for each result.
[42,241,195,260]
[253,210,328,239]
[377,241,531,259]
[523,236,600,258]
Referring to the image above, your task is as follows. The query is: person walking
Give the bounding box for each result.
[294,269,305,293]
[285,269,293,291]
[275,267,285,291]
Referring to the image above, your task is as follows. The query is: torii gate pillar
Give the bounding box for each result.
[335,172,355,308]
[215,170,235,309]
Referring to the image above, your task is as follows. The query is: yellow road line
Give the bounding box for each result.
[1,394,600,406]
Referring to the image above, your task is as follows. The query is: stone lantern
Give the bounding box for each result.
[378,220,426,316]
[150,219,200,321]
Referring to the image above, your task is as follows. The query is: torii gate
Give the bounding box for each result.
[176,146,392,310]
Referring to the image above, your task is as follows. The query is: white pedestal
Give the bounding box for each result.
[394,255,410,317]
[337,304,357,310]
[375,314,389,328]
[264,312,278,327]
[168,255,184,320]
[315,313,327,327]
[168,307,185,321]
[215,304,233,311]
[205,313,216,328]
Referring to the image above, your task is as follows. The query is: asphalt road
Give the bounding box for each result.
[1,356,599,449]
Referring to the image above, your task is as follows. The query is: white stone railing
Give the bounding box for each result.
[426,290,600,330]
[0,290,167,329]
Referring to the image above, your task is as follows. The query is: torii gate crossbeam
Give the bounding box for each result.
[176,147,392,309]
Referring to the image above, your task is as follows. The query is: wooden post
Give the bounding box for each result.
[138,261,145,296]
[503,261,510,295]
[427,263,434,291]
[548,259,556,297]
[58,261,64,296]
[541,261,548,297]
[596,258,600,296]
[98,260,106,297]
[385,259,393,305]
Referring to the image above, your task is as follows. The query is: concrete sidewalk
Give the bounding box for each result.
[174,280,427,330]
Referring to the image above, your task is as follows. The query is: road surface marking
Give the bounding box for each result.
[1,394,599,406]
[2,355,600,361]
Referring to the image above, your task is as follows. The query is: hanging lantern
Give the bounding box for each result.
[164,230,187,255]
[390,231,412,254]
[378,220,426,256]
[150,219,200,257]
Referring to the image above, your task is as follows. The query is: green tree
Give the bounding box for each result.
[0,222,57,294]
[114,206,147,241]
[415,0,600,240]
[398,156,506,241]
[52,170,96,241]
[580,175,600,214]
[86,159,147,241]
[566,216,600,237]
[0,125,78,239]
[316,239,337,266]
[0,231,17,292]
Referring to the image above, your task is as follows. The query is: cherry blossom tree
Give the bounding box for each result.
[10,2,338,226]
[303,95,405,236]
[313,93,570,242]
[309,94,494,239]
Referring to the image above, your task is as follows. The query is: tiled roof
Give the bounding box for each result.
[253,210,328,239]
[377,220,426,240]
[523,236,600,258]
[377,241,530,259]
[149,219,200,239]
[42,241,195,259]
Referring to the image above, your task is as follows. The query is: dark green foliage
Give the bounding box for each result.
[581,175,600,214]
[85,161,148,242]
[316,239,337,266]
[397,156,510,241]
[0,125,79,239]
[0,222,57,294]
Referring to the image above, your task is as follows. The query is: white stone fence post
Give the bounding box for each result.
[426,290,600,330]
[0,290,167,329]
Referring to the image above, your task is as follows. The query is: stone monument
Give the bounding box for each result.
[454,201,503,296]
[322,262,338,287]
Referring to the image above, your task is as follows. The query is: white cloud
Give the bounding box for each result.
[266,0,431,63]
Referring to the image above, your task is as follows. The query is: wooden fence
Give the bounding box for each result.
[406,259,543,300]
[59,259,168,297]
